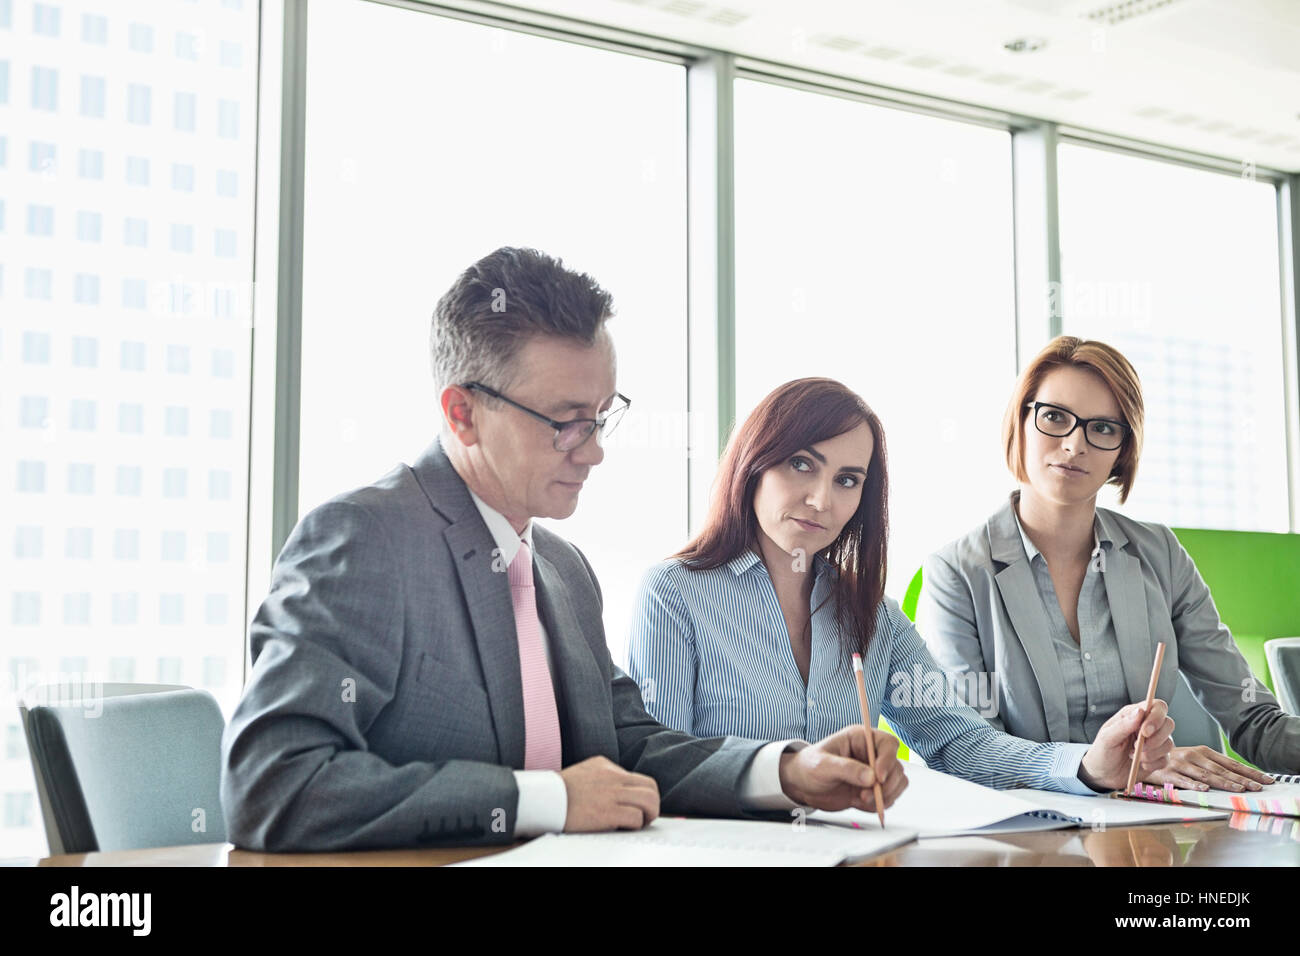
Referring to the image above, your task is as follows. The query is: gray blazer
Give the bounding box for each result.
[919,492,1300,773]
[221,439,769,851]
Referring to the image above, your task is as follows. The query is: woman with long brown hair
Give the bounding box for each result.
[628,377,1175,795]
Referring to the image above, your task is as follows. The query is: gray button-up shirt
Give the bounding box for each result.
[1013,513,1129,743]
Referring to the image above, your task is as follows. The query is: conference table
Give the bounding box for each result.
[28,814,1300,866]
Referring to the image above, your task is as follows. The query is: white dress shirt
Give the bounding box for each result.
[467,489,801,836]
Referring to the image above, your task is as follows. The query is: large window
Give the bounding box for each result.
[1057,144,1288,531]
[298,0,689,665]
[733,78,1018,598]
[0,0,259,856]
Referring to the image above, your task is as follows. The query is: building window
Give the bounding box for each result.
[81,13,107,44]
[68,398,96,431]
[216,169,237,197]
[78,75,105,118]
[217,99,238,138]
[19,397,49,429]
[122,278,147,309]
[111,593,139,626]
[211,349,234,378]
[165,345,190,373]
[117,403,144,434]
[32,3,59,36]
[26,205,53,236]
[158,597,184,628]
[31,65,58,110]
[210,409,233,439]
[209,469,232,501]
[161,530,186,561]
[125,155,149,186]
[73,273,100,305]
[164,406,189,436]
[66,463,94,495]
[71,336,98,367]
[127,22,152,53]
[124,217,148,246]
[14,527,43,559]
[77,148,103,179]
[120,342,146,371]
[126,83,150,124]
[63,593,91,626]
[207,532,230,563]
[65,527,92,559]
[173,91,196,131]
[114,465,142,496]
[169,223,194,253]
[16,461,46,493]
[162,468,187,498]
[22,331,51,363]
[11,593,41,627]
[75,210,102,242]
[28,140,56,173]
[171,163,195,191]
[24,268,53,300]
[113,529,139,561]
[211,229,236,259]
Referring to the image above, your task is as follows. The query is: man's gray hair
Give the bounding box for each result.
[430,247,615,396]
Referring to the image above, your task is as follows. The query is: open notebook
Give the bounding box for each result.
[1117,773,1300,817]
[811,763,1228,838]
[453,816,918,867]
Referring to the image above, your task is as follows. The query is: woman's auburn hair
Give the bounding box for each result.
[1003,335,1145,503]
[674,377,889,661]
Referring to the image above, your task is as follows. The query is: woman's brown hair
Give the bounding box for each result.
[676,377,889,661]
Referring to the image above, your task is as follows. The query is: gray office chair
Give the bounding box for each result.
[1264,638,1300,715]
[1165,670,1225,753]
[18,683,227,855]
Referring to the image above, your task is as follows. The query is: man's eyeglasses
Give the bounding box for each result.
[463,382,631,452]
[1027,401,1130,451]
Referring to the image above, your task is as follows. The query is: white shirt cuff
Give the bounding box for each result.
[1053,743,1104,795]
[738,739,810,810]
[512,770,568,836]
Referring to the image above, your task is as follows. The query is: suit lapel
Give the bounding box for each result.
[1095,511,1158,704]
[412,438,527,768]
[531,546,607,762]
[443,518,525,768]
[989,496,1071,743]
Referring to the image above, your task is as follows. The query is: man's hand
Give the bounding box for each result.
[1079,699,1175,791]
[1146,746,1272,793]
[778,725,908,811]
[560,756,660,832]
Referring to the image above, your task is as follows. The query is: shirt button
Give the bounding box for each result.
[808,699,816,710]
[1084,652,1092,661]
[1089,704,1097,713]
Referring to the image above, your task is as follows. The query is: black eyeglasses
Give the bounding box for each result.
[1027,402,1130,451]
[463,382,630,452]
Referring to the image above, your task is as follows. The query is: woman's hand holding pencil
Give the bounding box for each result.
[1078,698,1177,792]
[777,725,909,815]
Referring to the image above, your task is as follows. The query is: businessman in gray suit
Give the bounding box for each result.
[221,247,905,852]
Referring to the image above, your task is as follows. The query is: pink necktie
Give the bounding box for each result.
[508,540,563,771]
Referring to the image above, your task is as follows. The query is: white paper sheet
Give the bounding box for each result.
[452,815,918,867]
[811,763,1080,838]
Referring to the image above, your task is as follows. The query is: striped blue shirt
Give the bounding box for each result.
[628,551,1096,794]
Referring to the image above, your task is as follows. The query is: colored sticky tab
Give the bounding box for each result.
[1197,792,1210,808]
[1230,795,1249,812]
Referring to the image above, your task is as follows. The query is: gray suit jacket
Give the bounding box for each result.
[919,492,1300,773]
[221,439,769,851]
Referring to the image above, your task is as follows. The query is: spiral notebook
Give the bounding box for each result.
[1117,773,1300,817]
[812,763,1087,838]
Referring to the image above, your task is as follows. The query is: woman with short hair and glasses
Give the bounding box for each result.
[920,336,1300,786]
[628,376,1177,798]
